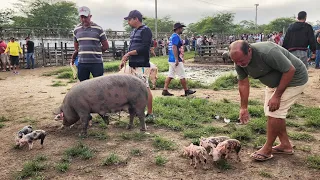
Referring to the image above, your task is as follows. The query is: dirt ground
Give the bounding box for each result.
[0,65,320,180]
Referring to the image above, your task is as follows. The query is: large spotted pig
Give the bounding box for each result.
[209,139,241,162]
[55,74,148,136]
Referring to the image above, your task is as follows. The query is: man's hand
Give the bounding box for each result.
[268,96,281,112]
[175,60,179,66]
[239,108,250,124]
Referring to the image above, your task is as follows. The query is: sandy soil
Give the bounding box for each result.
[0,66,319,180]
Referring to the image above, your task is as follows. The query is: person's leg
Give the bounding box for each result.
[0,54,5,71]
[90,63,104,78]
[251,116,280,160]
[77,63,90,82]
[162,63,174,96]
[15,56,19,73]
[315,50,320,69]
[177,62,196,96]
[10,56,15,73]
[31,53,35,69]
[26,53,30,69]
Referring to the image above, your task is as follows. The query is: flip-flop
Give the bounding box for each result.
[250,152,274,162]
[272,147,294,155]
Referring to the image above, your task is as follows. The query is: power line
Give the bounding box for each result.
[197,0,252,9]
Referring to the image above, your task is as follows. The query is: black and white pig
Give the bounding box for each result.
[54,74,148,136]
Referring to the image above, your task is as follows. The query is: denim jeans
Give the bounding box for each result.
[26,53,34,69]
[316,50,320,68]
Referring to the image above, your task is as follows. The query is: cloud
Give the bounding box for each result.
[3,0,320,30]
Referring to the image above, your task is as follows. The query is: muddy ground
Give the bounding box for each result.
[0,64,319,180]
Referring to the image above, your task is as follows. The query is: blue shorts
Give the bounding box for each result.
[77,63,104,82]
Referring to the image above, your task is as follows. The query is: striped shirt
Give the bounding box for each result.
[73,22,107,64]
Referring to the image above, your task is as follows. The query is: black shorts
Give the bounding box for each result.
[10,56,19,66]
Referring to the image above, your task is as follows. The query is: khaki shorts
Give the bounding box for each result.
[0,54,9,65]
[264,84,307,119]
[168,62,186,79]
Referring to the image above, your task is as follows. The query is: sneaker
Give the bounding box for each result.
[145,114,155,123]
[162,90,174,96]
[185,89,196,96]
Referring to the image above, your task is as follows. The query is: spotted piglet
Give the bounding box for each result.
[183,143,207,169]
[209,139,241,162]
[200,136,230,153]
[17,130,46,150]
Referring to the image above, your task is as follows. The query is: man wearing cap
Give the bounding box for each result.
[0,38,9,71]
[25,37,35,69]
[162,23,196,96]
[71,6,109,81]
[119,10,154,122]
[5,37,22,74]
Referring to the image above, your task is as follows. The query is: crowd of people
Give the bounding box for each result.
[0,37,35,74]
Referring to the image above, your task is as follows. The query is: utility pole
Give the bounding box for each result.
[254,4,259,33]
[155,0,158,39]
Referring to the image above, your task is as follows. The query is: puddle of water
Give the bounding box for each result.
[161,66,236,85]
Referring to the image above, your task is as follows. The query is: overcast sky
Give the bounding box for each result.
[3,0,319,30]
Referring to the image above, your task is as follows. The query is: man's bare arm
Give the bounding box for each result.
[101,40,109,52]
[71,42,79,63]
[239,77,250,109]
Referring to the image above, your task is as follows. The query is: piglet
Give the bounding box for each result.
[200,136,230,152]
[209,139,241,162]
[16,130,46,150]
[17,125,33,138]
[183,143,207,169]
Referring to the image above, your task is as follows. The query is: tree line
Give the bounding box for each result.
[1,0,319,35]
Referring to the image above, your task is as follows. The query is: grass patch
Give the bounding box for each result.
[0,123,4,128]
[0,116,9,122]
[209,73,237,91]
[103,60,121,72]
[119,132,148,141]
[296,145,311,152]
[287,104,320,128]
[288,132,315,142]
[57,71,73,79]
[259,171,273,178]
[55,162,70,173]
[248,99,262,106]
[130,149,142,156]
[306,155,320,169]
[15,155,47,179]
[215,159,232,170]
[248,118,266,134]
[154,75,206,89]
[183,126,225,139]
[67,79,77,83]
[88,131,108,140]
[248,106,264,118]
[253,136,267,148]
[230,127,253,141]
[155,118,183,131]
[249,77,263,88]
[155,155,168,166]
[20,117,37,125]
[153,136,176,151]
[102,153,122,166]
[286,120,301,128]
[64,142,94,160]
[92,116,107,129]
[42,67,71,76]
[51,81,67,87]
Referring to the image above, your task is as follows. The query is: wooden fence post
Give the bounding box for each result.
[61,42,64,66]
[22,44,25,68]
[47,43,50,66]
[55,43,58,66]
[64,43,67,64]
[41,38,45,66]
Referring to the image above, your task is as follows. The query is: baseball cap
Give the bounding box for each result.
[78,6,91,17]
[124,10,143,20]
[173,22,186,31]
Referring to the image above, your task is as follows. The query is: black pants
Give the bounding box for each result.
[77,63,104,82]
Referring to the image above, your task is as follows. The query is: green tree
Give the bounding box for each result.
[0,9,14,26]
[186,12,235,34]
[12,0,78,29]
[267,17,296,33]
